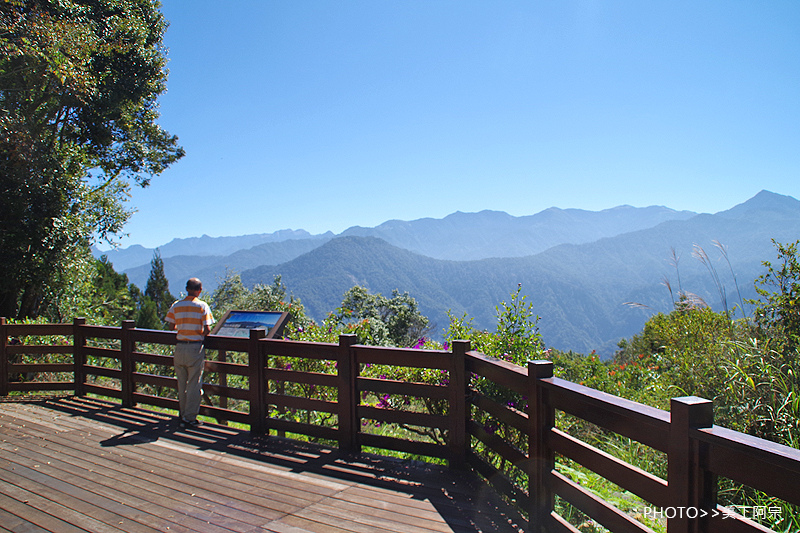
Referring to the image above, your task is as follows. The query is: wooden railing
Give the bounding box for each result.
[2,317,799,533]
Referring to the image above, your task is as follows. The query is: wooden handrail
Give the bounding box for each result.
[2,318,800,533]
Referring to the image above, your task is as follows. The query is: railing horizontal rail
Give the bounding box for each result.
[4,323,72,336]
[10,362,73,373]
[266,417,339,441]
[8,381,74,392]
[359,432,447,458]
[80,325,122,339]
[468,419,527,466]
[359,405,448,429]
[129,328,175,344]
[465,351,527,394]
[83,346,122,360]
[550,512,582,533]
[471,392,528,433]
[695,425,800,506]
[264,367,338,387]
[203,360,249,376]
[132,352,175,366]
[261,339,338,359]
[133,372,176,390]
[543,377,671,453]
[550,470,655,533]
[265,392,337,414]
[353,345,451,369]
[549,427,669,508]
[84,365,121,379]
[202,335,249,352]
[200,381,251,401]
[357,376,448,399]
[6,345,72,355]
[83,382,122,398]
[466,452,532,509]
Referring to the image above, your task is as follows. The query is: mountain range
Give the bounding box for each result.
[96,190,800,356]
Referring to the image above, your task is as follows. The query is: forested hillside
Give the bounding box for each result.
[98,191,800,356]
[114,202,697,288]
[242,191,800,355]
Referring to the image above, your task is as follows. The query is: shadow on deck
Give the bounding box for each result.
[0,396,527,532]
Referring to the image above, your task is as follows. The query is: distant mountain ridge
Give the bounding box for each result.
[240,191,800,355]
[94,191,800,356]
[96,229,331,272]
[341,204,696,260]
[104,201,698,287]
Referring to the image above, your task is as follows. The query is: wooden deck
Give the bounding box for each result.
[0,396,526,533]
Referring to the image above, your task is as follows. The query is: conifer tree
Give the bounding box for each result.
[143,250,174,327]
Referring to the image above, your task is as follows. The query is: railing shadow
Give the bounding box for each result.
[31,394,528,533]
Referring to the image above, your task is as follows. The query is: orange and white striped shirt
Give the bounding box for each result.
[165,296,215,342]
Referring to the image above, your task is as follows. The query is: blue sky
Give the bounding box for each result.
[114,0,800,248]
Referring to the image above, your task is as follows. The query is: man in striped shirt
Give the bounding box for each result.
[165,278,215,427]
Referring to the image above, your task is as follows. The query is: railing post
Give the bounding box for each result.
[448,340,470,468]
[0,317,7,397]
[120,320,135,407]
[73,318,87,396]
[217,349,229,420]
[527,359,554,533]
[249,329,267,434]
[668,396,715,533]
[337,334,359,453]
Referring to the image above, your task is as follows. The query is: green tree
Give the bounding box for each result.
[0,0,184,319]
[143,249,174,325]
[91,255,136,324]
[445,284,542,365]
[209,271,310,332]
[335,286,431,347]
[134,296,161,330]
[751,239,800,354]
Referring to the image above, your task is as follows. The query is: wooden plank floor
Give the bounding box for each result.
[0,396,526,533]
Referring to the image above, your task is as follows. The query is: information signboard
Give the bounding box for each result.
[210,310,290,339]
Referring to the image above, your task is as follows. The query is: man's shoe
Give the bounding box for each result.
[181,418,201,427]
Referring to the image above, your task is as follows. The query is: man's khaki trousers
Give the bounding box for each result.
[174,342,205,422]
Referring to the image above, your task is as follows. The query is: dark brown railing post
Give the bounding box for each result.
[217,348,229,418]
[449,340,470,468]
[527,359,555,533]
[73,317,87,396]
[249,329,267,434]
[0,317,8,397]
[337,334,359,452]
[120,320,135,407]
[668,396,714,533]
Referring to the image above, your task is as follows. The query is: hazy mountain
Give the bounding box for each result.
[96,229,328,272]
[96,190,799,355]
[123,235,333,290]
[340,205,696,260]
[241,191,800,356]
[103,202,697,286]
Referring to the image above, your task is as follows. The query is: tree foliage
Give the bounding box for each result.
[0,0,183,319]
[751,239,800,354]
[143,249,173,326]
[209,271,310,332]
